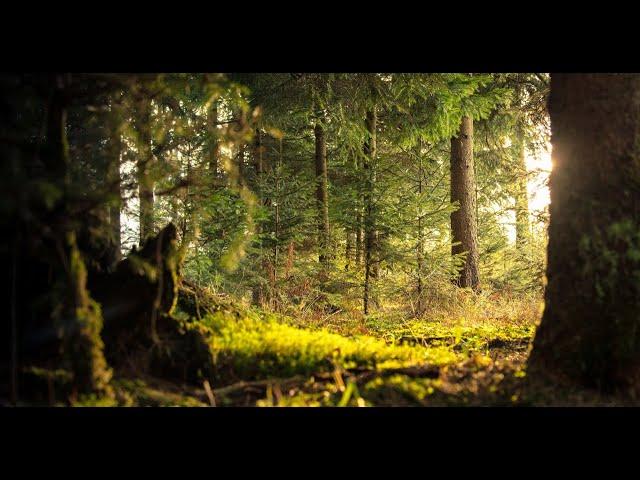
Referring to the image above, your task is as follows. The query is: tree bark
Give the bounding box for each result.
[450,116,479,290]
[528,74,640,393]
[48,75,112,396]
[314,122,330,268]
[363,109,378,315]
[416,141,425,314]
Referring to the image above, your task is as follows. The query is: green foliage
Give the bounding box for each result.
[3,73,553,406]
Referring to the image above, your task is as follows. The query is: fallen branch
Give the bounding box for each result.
[213,375,307,397]
[349,365,441,384]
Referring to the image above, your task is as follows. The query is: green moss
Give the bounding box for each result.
[62,231,113,396]
[377,321,534,355]
[201,312,459,381]
[362,374,438,405]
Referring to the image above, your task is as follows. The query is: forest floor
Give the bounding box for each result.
[105,315,619,407]
[11,289,627,407]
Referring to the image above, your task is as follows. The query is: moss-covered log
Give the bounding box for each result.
[90,223,216,385]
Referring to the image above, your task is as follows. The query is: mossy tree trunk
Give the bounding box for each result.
[47,75,112,396]
[528,74,640,393]
[450,116,479,290]
[62,231,113,395]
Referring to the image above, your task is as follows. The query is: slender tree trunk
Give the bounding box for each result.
[345,229,353,271]
[237,145,246,183]
[272,138,283,309]
[107,112,122,265]
[252,128,265,306]
[528,74,640,393]
[355,154,364,267]
[254,128,264,175]
[450,116,479,290]
[181,143,193,239]
[137,97,154,244]
[355,207,363,266]
[315,122,330,268]
[513,127,530,250]
[416,142,425,314]
[363,109,378,315]
[207,102,220,177]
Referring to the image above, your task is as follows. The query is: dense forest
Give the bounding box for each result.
[2,73,638,406]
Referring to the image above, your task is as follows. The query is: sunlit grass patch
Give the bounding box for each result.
[201,312,460,382]
[381,321,535,354]
[283,288,542,341]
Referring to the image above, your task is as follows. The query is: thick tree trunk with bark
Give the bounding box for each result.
[363,109,378,315]
[315,122,330,268]
[47,75,113,396]
[450,116,479,290]
[528,74,640,393]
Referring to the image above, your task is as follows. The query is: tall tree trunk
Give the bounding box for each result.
[355,207,363,266]
[137,97,154,244]
[363,109,378,315]
[416,141,425,314]
[254,128,264,176]
[251,128,265,306]
[345,229,353,271]
[237,145,246,183]
[107,109,122,265]
[450,116,479,290]
[48,75,112,396]
[271,138,283,309]
[513,127,530,250]
[315,122,330,268]
[528,74,640,393]
[355,154,364,267]
[207,101,220,177]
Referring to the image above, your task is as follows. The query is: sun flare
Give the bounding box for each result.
[526,143,552,214]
